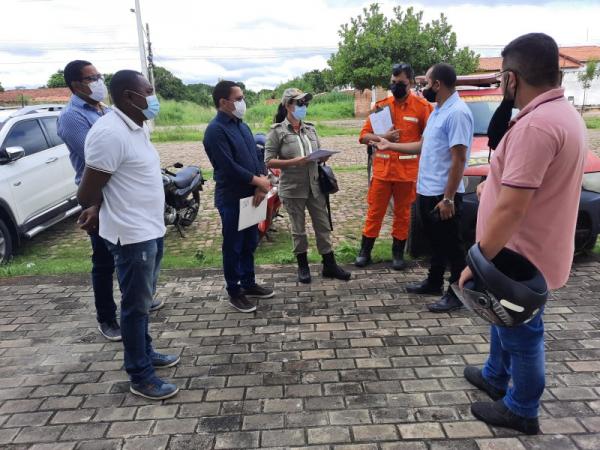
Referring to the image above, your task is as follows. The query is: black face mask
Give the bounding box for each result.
[487,98,514,150]
[390,82,408,99]
[487,73,518,150]
[422,86,437,103]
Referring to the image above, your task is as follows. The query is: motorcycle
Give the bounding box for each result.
[162,162,205,236]
[254,133,282,241]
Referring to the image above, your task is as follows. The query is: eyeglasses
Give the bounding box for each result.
[295,100,310,107]
[227,96,245,102]
[81,74,104,82]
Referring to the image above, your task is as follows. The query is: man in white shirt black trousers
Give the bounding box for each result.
[77,70,179,400]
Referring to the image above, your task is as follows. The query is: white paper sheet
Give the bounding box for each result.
[369,106,393,135]
[238,195,268,231]
[306,149,340,161]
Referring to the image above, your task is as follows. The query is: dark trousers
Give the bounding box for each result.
[417,193,466,288]
[104,238,163,384]
[89,233,117,324]
[217,202,259,296]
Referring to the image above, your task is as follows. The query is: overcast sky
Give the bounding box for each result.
[1,0,599,90]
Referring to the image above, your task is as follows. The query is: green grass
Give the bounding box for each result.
[155,93,354,129]
[155,100,215,126]
[151,127,204,143]
[586,117,600,129]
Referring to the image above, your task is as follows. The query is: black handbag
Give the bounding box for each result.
[318,163,339,195]
[318,163,338,230]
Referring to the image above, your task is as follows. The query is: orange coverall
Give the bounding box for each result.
[359,92,433,240]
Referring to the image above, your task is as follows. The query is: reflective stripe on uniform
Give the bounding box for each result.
[375,153,417,160]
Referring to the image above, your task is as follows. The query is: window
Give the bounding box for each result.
[1,120,49,156]
[41,117,64,147]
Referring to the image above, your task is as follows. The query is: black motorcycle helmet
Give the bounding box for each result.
[452,244,548,327]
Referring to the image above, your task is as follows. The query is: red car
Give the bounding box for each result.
[408,74,600,256]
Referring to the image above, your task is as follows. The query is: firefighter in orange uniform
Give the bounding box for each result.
[355,63,433,269]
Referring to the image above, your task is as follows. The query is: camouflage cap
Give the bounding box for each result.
[281,88,313,105]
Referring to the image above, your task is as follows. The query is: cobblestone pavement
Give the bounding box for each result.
[1,259,600,449]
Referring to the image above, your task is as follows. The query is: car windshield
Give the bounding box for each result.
[466,101,501,135]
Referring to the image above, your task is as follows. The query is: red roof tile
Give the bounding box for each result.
[0,88,70,104]
[559,46,600,63]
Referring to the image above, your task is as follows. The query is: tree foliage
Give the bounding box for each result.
[47,69,67,88]
[0,81,4,92]
[153,66,187,101]
[328,3,479,90]
[578,60,600,111]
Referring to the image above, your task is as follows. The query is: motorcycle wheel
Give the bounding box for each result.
[180,191,200,227]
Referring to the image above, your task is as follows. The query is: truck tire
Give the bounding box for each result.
[406,202,430,258]
[0,218,13,264]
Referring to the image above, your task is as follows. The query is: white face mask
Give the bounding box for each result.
[87,79,107,102]
[232,99,246,119]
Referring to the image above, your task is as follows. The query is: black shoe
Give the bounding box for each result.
[98,319,121,342]
[322,252,351,281]
[355,236,375,267]
[296,252,311,284]
[241,284,274,298]
[471,399,539,435]
[392,238,407,271]
[464,366,506,401]
[228,293,257,313]
[406,279,443,295]
[427,292,464,313]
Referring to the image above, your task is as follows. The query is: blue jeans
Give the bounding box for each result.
[89,232,116,324]
[482,308,545,418]
[217,202,258,296]
[104,237,163,384]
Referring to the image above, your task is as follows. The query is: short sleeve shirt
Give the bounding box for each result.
[84,108,165,245]
[417,92,474,196]
[476,88,587,289]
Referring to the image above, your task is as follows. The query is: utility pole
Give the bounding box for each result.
[133,0,148,79]
[146,23,156,94]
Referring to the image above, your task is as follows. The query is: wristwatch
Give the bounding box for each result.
[442,197,454,205]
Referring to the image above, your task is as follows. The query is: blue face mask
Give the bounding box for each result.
[129,91,160,120]
[292,105,307,121]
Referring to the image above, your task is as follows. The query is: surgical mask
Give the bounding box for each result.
[292,105,307,121]
[129,92,160,120]
[390,82,408,99]
[422,86,437,103]
[87,79,107,102]
[232,99,246,119]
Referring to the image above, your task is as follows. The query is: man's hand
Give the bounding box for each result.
[254,175,271,193]
[382,127,400,143]
[253,187,266,207]
[476,180,486,201]
[435,200,455,220]
[77,205,99,233]
[373,137,392,151]
[459,266,474,290]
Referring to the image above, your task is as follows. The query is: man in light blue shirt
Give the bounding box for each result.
[373,63,474,312]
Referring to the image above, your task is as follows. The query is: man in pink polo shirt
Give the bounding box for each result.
[458,33,587,434]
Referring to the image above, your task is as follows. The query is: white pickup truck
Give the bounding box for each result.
[0,105,79,263]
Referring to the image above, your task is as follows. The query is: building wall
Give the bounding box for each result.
[562,69,600,107]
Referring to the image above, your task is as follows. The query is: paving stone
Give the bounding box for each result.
[307,426,351,444]
[106,420,153,438]
[352,424,398,441]
[261,429,305,447]
[214,431,259,449]
[60,423,108,441]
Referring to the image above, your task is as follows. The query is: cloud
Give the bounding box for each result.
[0,0,599,90]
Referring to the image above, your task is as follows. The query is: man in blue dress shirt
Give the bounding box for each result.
[203,81,274,313]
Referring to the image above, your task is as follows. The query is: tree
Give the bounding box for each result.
[0,81,4,92]
[103,73,113,87]
[47,69,67,88]
[578,60,600,113]
[328,3,479,90]
[153,66,187,101]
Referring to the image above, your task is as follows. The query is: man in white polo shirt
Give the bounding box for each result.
[77,70,179,400]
